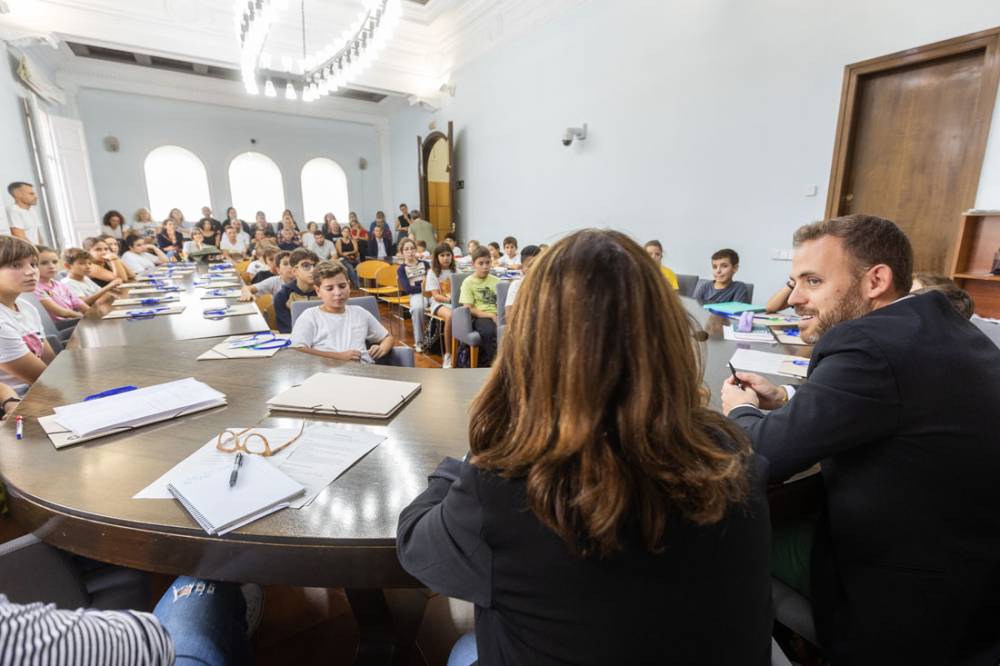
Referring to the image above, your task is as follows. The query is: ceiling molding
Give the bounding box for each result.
[57,56,392,128]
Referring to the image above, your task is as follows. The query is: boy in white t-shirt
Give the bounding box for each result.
[239,250,294,301]
[0,236,55,391]
[61,248,121,306]
[291,260,394,363]
[498,235,521,269]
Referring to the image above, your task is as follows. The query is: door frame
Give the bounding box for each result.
[417,121,455,234]
[825,27,1000,220]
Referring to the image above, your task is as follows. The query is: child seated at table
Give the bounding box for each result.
[459,247,500,365]
[427,243,456,368]
[0,236,55,391]
[498,236,521,270]
[643,240,679,290]
[35,246,89,322]
[121,235,168,274]
[693,248,751,305]
[61,248,120,307]
[240,251,293,301]
[274,249,319,334]
[291,260,394,363]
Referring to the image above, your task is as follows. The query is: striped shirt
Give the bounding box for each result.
[0,595,174,665]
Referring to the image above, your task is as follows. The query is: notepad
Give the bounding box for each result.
[168,454,305,535]
[729,348,809,379]
[704,302,766,315]
[722,325,776,344]
[267,372,422,419]
[51,377,227,439]
[113,294,181,306]
[198,334,289,360]
[103,304,186,319]
[201,302,258,318]
[194,280,240,288]
[124,286,178,295]
[198,289,243,299]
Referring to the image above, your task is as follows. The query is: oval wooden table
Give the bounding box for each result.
[0,294,818,664]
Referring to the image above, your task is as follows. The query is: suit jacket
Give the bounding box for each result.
[397,456,774,666]
[731,292,1000,665]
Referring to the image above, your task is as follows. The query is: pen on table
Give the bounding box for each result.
[229,452,244,487]
[728,363,746,391]
[15,415,23,440]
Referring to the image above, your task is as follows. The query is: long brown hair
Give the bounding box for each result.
[468,229,751,558]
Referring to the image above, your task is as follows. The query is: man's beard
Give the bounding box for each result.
[799,280,873,344]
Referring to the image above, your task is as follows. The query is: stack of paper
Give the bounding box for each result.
[768,325,808,346]
[201,302,258,318]
[198,334,290,360]
[194,280,240,288]
[124,286,178,295]
[729,349,809,379]
[135,424,386,510]
[103,304,186,319]
[268,372,421,418]
[168,454,305,535]
[40,377,227,448]
[722,325,776,344]
[113,294,181,307]
[199,288,243,299]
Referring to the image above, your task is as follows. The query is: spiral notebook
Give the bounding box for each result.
[167,454,305,535]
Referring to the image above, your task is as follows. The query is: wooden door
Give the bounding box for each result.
[826,29,1000,273]
[418,121,456,242]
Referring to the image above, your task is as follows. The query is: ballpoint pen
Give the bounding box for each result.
[728,362,746,390]
[229,452,244,487]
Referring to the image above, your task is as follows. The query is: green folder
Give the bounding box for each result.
[703,302,766,315]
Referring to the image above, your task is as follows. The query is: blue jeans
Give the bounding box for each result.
[153,576,252,665]
[448,632,478,666]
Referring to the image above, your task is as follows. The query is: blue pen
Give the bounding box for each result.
[84,385,138,401]
[791,359,809,366]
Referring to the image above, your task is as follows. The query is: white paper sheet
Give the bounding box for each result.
[722,326,776,344]
[277,425,386,509]
[103,304,186,319]
[197,334,290,360]
[729,348,809,378]
[134,427,303,499]
[53,377,225,438]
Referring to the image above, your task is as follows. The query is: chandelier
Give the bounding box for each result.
[236,0,401,101]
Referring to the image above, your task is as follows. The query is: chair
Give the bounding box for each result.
[255,293,276,331]
[772,577,820,648]
[971,315,1000,349]
[357,260,390,290]
[694,279,755,303]
[450,273,491,367]
[0,533,150,611]
[676,273,699,298]
[289,296,414,367]
[359,261,394,296]
[19,291,64,353]
[496,281,511,327]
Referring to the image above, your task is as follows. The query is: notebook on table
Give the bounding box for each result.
[199,288,244,299]
[267,372,422,419]
[704,302,766,316]
[103,304,186,319]
[197,334,290,360]
[113,294,181,307]
[201,302,259,318]
[168,454,305,535]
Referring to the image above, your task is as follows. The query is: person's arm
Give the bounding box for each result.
[0,598,175,665]
[364,311,393,359]
[108,255,134,281]
[37,295,82,320]
[765,283,794,313]
[469,307,497,321]
[9,228,28,241]
[722,325,899,481]
[290,311,364,361]
[82,279,122,307]
[397,265,417,295]
[147,245,168,264]
[396,457,492,606]
[1,351,48,384]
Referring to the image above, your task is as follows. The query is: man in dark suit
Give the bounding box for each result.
[722,215,1000,665]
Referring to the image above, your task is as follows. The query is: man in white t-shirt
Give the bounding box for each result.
[219,227,250,256]
[0,205,10,236]
[6,182,43,245]
[291,261,393,363]
[311,231,336,261]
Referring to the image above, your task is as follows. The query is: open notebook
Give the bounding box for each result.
[168,454,305,535]
[267,372,421,418]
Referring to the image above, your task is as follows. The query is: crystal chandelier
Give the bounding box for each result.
[236,0,401,101]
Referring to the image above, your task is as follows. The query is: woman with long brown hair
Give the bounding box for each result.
[397,229,773,665]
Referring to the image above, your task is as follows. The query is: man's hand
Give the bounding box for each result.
[722,377,760,415]
[369,344,386,359]
[731,371,788,410]
[335,349,363,362]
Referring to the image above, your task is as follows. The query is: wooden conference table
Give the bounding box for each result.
[0,283,815,662]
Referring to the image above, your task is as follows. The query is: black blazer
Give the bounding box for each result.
[365,236,394,261]
[731,292,1000,665]
[397,456,773,665]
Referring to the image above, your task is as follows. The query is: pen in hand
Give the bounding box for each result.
[728,363,746,391]
[229,452,244,487]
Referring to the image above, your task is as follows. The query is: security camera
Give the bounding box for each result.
[562,124,588,147]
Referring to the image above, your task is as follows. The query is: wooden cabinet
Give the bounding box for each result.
[950,212,1000,317]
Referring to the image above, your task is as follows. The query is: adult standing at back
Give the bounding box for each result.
[6,182,43,245]
[722,214,1000,665]
[407,210,436,248]
[395,203,411,236]
[398,229,774,665]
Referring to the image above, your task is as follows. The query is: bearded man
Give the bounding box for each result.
[722,215,1000,665]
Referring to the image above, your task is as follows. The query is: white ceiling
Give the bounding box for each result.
[0,0,583,124]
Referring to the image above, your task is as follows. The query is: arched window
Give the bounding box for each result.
[228,152,286,223]
[143,146,211,222]
[301,157,349,226]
